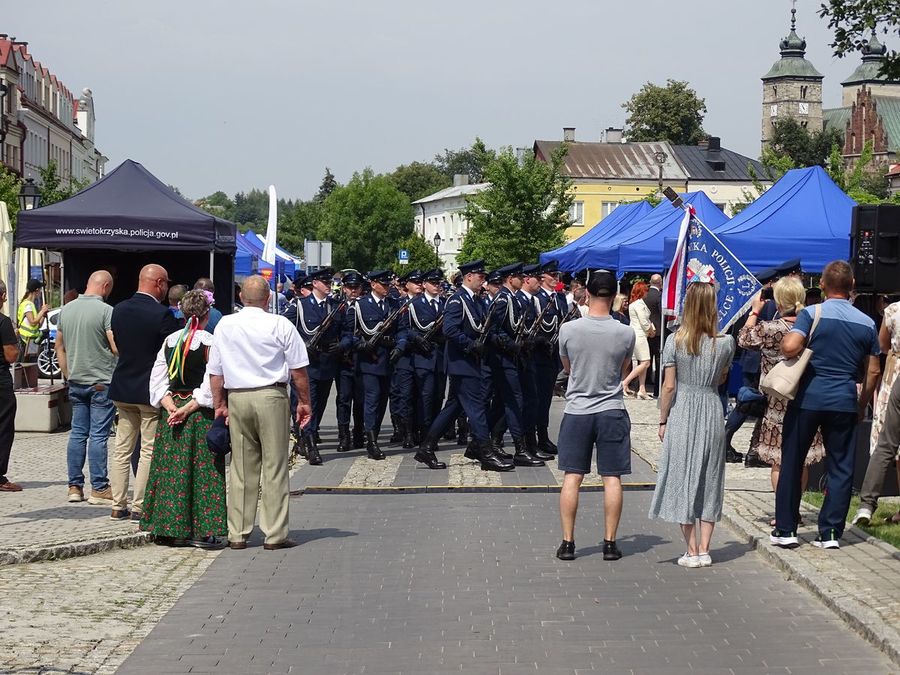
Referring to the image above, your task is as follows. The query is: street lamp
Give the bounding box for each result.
[653,150,667,193]
[432,232,442,260]
[19,177,41,211]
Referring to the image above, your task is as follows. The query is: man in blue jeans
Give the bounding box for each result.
[56,271,118,504]
[772,261,881,549]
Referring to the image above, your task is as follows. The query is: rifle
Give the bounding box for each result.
[417,311,445,352]
[307,300,346,352]
[549,302,582,348]
[359,298,411,355]
[517,294,555,346]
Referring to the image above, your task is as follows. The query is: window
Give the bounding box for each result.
[601,201,619,218]
[772,86,777,98]
[714,203,726,212]
[568,201,584,225]
[770,104,778,117]
[800,86,807,99]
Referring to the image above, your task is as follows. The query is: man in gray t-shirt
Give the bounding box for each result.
[555,269,634,563]
[56,271,118,505]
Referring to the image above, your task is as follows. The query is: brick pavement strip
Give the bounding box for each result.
[626,398,900,667]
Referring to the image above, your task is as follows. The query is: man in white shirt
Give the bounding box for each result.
[209,276,312,550]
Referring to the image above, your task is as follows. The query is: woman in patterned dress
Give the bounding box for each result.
[142,290,226,549]
[650,279,735,568]
[738,277,824,515]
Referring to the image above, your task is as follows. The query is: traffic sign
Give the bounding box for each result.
[398,249,409,260]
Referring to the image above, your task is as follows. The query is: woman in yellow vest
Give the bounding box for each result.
[17,279,49,355]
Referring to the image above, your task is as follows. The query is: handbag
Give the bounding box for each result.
[759,304,821,401]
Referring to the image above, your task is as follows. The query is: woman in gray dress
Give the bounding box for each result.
[649,280,734,568]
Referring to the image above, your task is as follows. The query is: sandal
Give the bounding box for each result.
[0,481,23,492]
[637,392,654,400]
[622,385,636,398]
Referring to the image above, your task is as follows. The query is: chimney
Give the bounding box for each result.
[563,127,575,142]
[452,174,469,187]
[697,138,709,149]
[707,136,721,152]
[604,127,623,144]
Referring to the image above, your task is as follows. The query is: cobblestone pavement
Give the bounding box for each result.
[120,492,895,674]
[0,544,219,674]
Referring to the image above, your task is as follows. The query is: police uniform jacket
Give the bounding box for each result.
[488,287,524,371]
[341,292,396,377]
[443,287,486,378]
[399,293,445,373]
[284,294,342,380]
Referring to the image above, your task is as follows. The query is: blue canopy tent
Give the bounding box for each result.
[245,230,299,279]
[539,201,653,270]
[615,191,730,273]
[716,166,855,273]
[234,232,272,278]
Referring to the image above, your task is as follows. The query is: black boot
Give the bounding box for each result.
[414,439,447,470]
[314,432,322,444]
[479,440,515,472]
[337,424,351,452]
[305,435,322,466]
[526,428,553,462]
[365,431,385,460]
[389,418,404,444]
[464,439,480,460]
[352,428,365,449]
[744,448,768,468]
[537,427,558,456]
[725,445,744,464]
[456,417,469,446]
[492,431,512,461]
[294,428,307,459]
[402,420,416,449]
[513,436,545,467]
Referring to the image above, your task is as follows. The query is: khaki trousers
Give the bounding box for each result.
[227,385,291,545]
[110,402,159,512]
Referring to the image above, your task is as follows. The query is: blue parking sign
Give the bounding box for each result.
[398,249,409,261]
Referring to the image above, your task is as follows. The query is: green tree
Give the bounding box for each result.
[458,145,573,269]
[197,190,235,219]
[38,161,88,207]
[622,79,707,145]
[0,164,21,228]
[388,161,451,202]
[434,137,496,183]
[392,233,442,274]
[769,118,844,168]
[317,169,415,271]
[314,167,338,203]
[819,0,900,79]
[279,199,322,256]
[231,189,269,231]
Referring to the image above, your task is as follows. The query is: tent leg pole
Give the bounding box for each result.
[209,252,215,283]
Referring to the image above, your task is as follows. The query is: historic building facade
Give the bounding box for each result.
[0,35,106,184]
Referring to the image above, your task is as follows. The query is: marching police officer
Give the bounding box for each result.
[283,267,341,465]
[532,259,568,456]
[341,269,403,460]
[389,270,424,448]
[335,272,366,452]
[417,260,513,472]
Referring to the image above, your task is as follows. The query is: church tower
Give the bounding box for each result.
[761,7,824,150]
[841,32,900,106]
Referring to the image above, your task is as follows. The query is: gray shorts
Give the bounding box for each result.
[557,409,632,476]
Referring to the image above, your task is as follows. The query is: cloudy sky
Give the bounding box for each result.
[8,0,872,200]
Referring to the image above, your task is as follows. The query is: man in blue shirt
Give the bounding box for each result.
[772,261,881,550]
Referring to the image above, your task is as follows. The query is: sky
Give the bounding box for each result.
[7,0,876,201]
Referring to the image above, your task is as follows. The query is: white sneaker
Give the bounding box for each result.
[851,508,872,527]
[696,552,712,567]
[677,553,701,568]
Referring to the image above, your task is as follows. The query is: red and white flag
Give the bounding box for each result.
[662,204,693,320]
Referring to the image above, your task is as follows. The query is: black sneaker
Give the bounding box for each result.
[813,529,840,549]
[770,528,799,547]
[555,540,575,561]
[602,540,622,561]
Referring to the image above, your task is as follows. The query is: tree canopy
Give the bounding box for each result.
[768,118,844,170]
[316,169,415,271]
[623,79,707,145]
[38,161,88,207]
[0,165,21,228]
[820,0,900,79]
[458,145,573,269]
[392,232,442,274]
[388,161,451,202]
[434,138,496,184]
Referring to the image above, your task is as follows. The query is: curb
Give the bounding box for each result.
[0,531,152,566]
[301,483,657,495]
[720,502,900,667]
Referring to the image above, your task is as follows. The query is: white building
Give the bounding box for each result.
[0,35,106,184]
[412,176,488,273]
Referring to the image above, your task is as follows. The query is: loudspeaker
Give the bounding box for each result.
[851,204,900,294]
[807,420,900,496]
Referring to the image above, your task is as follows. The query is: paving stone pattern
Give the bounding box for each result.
[120,492,895,674]
[0,544,219,674]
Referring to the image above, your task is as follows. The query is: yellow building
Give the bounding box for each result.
[534,129,767,241]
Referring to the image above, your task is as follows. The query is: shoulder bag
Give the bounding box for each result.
[759,304,821,401]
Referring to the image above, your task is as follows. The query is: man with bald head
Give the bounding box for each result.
[108,264,181,519]
[57,270,119,504]
[208,275,311,549]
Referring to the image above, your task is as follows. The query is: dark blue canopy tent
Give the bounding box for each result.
[235,232,273,278]
[16,159,237,308]
[716,166,855,273]
[539,201,653,270]
[615,191,729,273]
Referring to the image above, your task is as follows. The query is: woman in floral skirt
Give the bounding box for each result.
[142,290,226,549]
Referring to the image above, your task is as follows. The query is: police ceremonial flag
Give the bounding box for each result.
[663,205,761,333]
